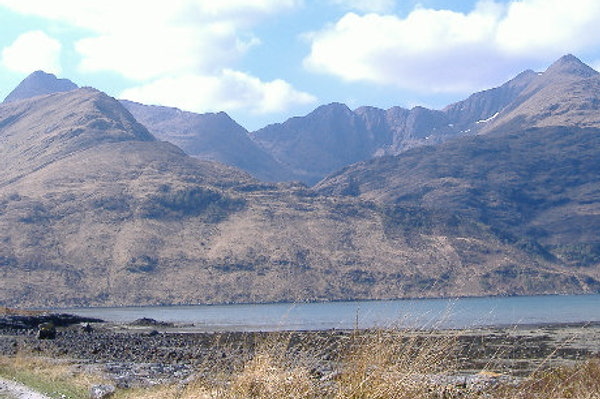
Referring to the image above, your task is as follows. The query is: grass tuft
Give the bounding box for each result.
[2,330,600,399]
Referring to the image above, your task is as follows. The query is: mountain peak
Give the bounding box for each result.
[3,70,78,103]
[543,54,598,79]
[312,102,352,115]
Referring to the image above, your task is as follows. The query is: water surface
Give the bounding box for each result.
[65,294,600,332]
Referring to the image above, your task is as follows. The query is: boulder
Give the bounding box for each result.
[81,322,93,333]
[89,384,115,399]
[36,322,56,339]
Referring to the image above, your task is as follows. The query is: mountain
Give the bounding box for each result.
[477,54,600,133]
[252,55,600,185]
[6,55,599,188]
[2,88,594,308]
[0,88,154,187]
[441,69,538,132]
[3,71,78,103]
[250,103,380,184]
[249,69,536,184]
[2,71,300,183]
[316,124,600,271]
[121,100,297,182]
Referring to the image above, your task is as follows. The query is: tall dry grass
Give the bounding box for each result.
[334,330,459,399]
[495,358,600,399]
[145,329,461,399]
[2,329,600,399]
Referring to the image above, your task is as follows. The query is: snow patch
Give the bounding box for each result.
[476,112,499,124]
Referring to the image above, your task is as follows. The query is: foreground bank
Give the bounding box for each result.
[1,312,600,398]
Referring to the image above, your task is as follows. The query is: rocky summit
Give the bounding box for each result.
[2,70,78,103]
[1,55,600,308]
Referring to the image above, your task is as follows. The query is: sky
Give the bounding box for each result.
[1,0,600,131]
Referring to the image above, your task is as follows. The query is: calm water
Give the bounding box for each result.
[64,294,600,332]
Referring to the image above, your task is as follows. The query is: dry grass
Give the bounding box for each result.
[112,330,462,399]
[2,330,600,399]
[495,358,600,399]
[333,330,460,399]
[0,354,106,399]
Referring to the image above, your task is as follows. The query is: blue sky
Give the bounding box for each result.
[1,0,600,130]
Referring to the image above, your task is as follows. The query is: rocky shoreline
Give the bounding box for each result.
[1,314,600,389]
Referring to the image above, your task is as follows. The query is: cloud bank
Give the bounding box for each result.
[121,70,316,115]
[0,0,314,115]
[305,0,600,93]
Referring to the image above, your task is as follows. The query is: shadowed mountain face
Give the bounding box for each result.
[121,100,298,182]
[3,71,78,103]
[2,88,598,308]
[250,103,377,184]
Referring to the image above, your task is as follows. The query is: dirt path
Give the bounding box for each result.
[0,378,50,399]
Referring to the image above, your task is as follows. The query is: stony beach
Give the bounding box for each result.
[1,312,599,391]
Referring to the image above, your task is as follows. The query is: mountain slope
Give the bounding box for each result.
[2,89,595,308]
[250,103,378,184]
[121,100,298,182]
[3,71,298,183]
[479,54,600,133]
[0,88,154,187]
[442,69,538,132]
[316,125,600,268]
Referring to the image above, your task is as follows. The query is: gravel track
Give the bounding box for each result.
[0,378,50,399]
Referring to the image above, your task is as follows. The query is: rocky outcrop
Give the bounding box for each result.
[0,313,103,330]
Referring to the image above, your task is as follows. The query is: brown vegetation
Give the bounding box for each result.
[2,328,600,399]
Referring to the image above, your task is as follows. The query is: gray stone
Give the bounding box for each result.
[89,384,115,399]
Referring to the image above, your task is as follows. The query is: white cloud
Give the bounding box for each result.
[74,24,257,81]
[305,0,600,93]
[0,0,311,116]
[0,0,297,79]
[329,0,395,14]
[120,70,316,115]
[497,0,600,54]
[1,30,62,74]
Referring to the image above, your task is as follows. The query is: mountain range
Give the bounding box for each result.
[8,55,598,186]
[1,54,599,307]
